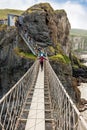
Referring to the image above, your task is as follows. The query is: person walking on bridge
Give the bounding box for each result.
[39,54,47,71]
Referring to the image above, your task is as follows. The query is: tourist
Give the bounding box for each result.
[39,54,47,71]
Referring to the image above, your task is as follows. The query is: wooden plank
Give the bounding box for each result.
[25,67,45,130]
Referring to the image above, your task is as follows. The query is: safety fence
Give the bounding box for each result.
[0,60,39,130]
[45,61,87,130]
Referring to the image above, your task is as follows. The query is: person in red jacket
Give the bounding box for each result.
[39,55,47,71]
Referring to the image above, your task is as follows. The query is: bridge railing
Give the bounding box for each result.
[0,60,39,130]
[45,61,87,130]
[19,30,37,56]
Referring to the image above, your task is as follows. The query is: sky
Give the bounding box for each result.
[0,0,87,30]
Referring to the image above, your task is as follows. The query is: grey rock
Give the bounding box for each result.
[22,3,70,55]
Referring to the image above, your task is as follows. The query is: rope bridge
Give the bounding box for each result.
[0,60,87,130]
[45,61,87,130]
[0,61,39,130]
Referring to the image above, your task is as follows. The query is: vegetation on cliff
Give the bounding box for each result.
[26,3,54,14]
[70,29,87,80]
[0,9,24,19]
[14,47,36,60]
[49,54,70,64]
[70,54,87,78]
[0,24,7,31]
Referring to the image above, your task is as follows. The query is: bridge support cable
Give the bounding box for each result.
[45,61,87,130]
[0,60,39,130]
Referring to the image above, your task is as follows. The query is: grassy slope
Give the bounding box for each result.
[14,47,36,60]
[0,9,24,19]
[70,29,87,37]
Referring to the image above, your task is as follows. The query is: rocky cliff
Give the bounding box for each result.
[23,3,71,55]
[50,60,80,103]
[69,30,87,79]
[0,3,80,103]
[70,29,87,54]
[0,27,34,98]
[70,35,87,53]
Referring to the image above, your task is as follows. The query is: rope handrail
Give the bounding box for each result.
[0,60,39,130]
[1,58,87,130]
[19,31,37,56]
[45,61,87,130]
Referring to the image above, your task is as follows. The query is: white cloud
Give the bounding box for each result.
[58,1,87,29]
[0,0,36,10]
[0,0,87,29]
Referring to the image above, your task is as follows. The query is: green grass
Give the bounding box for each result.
[0,24,7,31]
[14,47,37,60]
[55,9,66,15]
[72,65,79,69]
[71,54,86,69]
[49,54,70,64]
[70,29,87,37]
[0,9,24,19]
[26,3,54,15]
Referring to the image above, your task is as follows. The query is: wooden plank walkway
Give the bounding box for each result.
[25,66,45,130]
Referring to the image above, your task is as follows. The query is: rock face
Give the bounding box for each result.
[23,3,71,55]
[73,66,87,78]
[70,36,87,53]
[50,60,80,103]
[0,27,34,98]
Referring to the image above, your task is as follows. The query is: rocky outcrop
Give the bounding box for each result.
[0,27,34,98]
[22,3,71,55]
[69,54,87,79]
[50,60,80,103]
[70,35,87,53]
[73,66,87,78]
